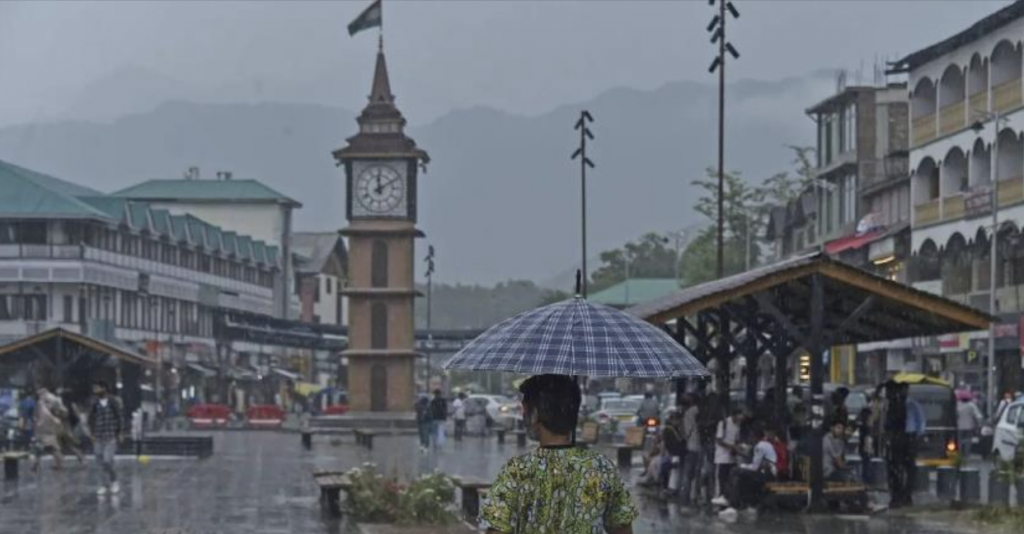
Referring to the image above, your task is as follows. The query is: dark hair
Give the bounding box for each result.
[730,408,745,418]
[93,380,109,391]
[433,389,441,396]
[518,374,580,436]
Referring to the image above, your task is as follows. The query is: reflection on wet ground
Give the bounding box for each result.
[0,431,979,534]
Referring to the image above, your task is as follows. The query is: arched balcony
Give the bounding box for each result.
[968,54,989,122]
[940,232,971,297]
[913,157,940,225]
[991,40,1022,113]
[995,128,1024,206]
[941,147,968,220]
[970,138,992,187]
[912,77,937,146]
[939,65,966,136]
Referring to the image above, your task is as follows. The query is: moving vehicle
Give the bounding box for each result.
[992,399,1024,462]
[466,394,520,429]
[593,396,643,428]
[889,374,959,467]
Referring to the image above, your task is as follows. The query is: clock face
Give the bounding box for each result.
[355,164,405,214]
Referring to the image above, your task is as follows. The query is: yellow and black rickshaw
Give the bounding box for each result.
[886,373,959,467]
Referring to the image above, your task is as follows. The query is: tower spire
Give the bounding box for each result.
[369,37,393,105]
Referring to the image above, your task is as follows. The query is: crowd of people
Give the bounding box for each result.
[11,380,125,495]
[634,380,947,515]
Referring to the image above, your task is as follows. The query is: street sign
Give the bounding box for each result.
[964,186,992,218]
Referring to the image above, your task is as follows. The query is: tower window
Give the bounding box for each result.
[371,302,388,349]
[372,241,388,288]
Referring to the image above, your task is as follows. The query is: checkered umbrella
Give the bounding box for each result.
[443,297,708,378]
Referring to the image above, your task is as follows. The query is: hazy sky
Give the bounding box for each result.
[0,1,1010,127]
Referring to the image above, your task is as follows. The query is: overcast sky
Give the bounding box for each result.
[0,1,1010,127]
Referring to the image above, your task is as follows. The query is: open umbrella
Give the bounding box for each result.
[444,296,707,378]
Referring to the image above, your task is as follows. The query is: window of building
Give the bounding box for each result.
[326,278,332,295]
[62,295,73,323]
[19,222,47,245]
[372,241,388,288]
[371,302,388,349]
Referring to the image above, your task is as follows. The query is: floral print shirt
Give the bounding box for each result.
[479,445,638,534]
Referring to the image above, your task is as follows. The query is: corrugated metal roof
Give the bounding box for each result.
[0,160,112,220]
[589,278,680,308]
[113,179,301,207]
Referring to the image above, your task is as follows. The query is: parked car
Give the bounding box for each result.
[992,399,1024,462]
[593,397,643,428]
[597,392,622,410]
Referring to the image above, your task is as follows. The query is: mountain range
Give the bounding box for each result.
[0,69,839,284]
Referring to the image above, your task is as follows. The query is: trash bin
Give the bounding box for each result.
[936,466,957,500]
[869,458,887,488]
[958,468,981,503]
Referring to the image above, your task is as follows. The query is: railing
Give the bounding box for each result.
[939,100,966,136]
[992,78,1022,113]
[912,114,937,147]
[914,199,940,225]
[998,176,1024,206]
[942,194,965,221]
[968,92,989,123]
[0,244,83,259]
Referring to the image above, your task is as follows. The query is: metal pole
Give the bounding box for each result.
[808,273,826,511]
[988,112,1000,416]
[582,142,588,299]
[716,0,726,280]
[745,214,752,271]
[674,234,682,286]
[426,273,432,385]
[624,255,630,305]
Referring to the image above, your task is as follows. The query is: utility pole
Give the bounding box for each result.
[572,110,595,298]
[707,0,740,279]
[424,245,435,387]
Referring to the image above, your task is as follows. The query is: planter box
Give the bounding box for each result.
[358,524,476,534]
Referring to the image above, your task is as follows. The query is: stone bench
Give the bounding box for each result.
[3,451,29,481]
[453,476,492,520]
[763,481,869,512]
[354,429,376,449]
[313,470,352,516]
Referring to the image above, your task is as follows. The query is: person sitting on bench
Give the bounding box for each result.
[823,421,851,482]
[713,425,777,514]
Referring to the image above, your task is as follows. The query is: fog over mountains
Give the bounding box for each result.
[0,67,843,284]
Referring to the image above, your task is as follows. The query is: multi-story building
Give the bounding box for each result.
[291,232,348,327]
[889,0,1024,394]
[112,171,301,319]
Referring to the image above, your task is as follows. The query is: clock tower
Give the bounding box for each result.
[334,42,428,413]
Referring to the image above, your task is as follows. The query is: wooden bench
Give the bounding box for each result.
[354,429,376,449]
[313,470,352,516]
[615,427,645,469]
[3,451,29,481]
[453,476,492,520]
[763,481,869,512]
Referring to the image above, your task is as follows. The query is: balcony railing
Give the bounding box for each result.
[942,194,965,221]
[997,176,1024,206]
[0,244,84,259]
[914,199,940,225]
[939,100,966,136]
[992,78,1022,113]
[912,114,937,147]
[968,92,989,122]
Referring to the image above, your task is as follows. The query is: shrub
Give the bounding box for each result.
[343,463,457,525]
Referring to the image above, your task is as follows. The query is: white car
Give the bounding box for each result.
[467,395,520,426]
[992,399,1024,461]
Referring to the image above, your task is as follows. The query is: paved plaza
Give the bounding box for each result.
[0,431,984,534]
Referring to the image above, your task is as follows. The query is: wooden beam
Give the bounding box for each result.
[754,293,811,349]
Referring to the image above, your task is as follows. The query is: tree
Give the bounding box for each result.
[588,232,678,293]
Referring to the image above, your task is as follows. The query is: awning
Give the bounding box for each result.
[271,368,300,381]
[824,230,885,255]
[185,363,217,378]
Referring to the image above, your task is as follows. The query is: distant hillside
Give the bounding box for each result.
[0,73,830,284]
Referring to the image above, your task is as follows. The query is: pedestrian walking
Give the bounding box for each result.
[883,381,908,507]
[479,375,637,534]
[901,383,926,505]
[993,391,1013,425]
[429,389,448,449]
[678,394,703,505]
[956,395,983,458]
[32,387,67,471]
[18,389,36,441]
[711,408,744,504]
[661,410,686,496]
[414,394,431,452]
[452,392,467,441]
[89,380,123,496]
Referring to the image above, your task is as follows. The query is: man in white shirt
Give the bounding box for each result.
[452,393,467,441]
[716,425,777,514]
[712,409,745,502]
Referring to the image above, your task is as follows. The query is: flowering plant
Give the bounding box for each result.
[343,463,457,525]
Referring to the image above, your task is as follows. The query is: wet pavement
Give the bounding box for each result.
[0,431,986,534]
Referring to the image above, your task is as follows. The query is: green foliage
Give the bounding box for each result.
[974,505,1024,528]
[994,441,1024,482]
[343,463,457,525]
[589,232,678,293]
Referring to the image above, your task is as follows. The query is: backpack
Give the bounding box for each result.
[770,438,789,477]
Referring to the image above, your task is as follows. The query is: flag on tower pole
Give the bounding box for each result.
[348,0,382,37]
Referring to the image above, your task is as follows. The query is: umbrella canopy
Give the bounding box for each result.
[444,297,708,378]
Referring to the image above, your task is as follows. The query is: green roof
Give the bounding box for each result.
[589,279,680,308]
[0,160,112,220]
[112,179,300,207]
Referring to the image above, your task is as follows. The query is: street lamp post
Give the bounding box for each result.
[424,245,435,387]
[971,109,1007,415]
[707,0,741,278]
[571,111,596,297]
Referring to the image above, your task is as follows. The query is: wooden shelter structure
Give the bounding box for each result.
[629,252,991,509]
[0,328,156,413]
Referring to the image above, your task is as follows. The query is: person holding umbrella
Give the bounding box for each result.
[479,374,637,534]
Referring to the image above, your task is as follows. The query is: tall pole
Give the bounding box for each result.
[572,111,595,297]
[988,111,1000,416]
[707,1,740,279]
[425,245,435,388]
